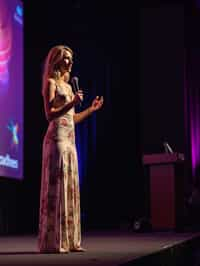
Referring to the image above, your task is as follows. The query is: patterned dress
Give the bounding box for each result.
[38,84,81,253]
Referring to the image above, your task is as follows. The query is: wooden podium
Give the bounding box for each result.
[143,153,185,230]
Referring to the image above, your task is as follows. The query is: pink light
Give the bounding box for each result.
[0,0,12,83]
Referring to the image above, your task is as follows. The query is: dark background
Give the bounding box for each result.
[140,5,184,154]
[0,0,197,235]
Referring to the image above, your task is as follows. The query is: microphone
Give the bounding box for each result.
[71,76,82,106]
[71,76,79,93]
[163,142,173,154]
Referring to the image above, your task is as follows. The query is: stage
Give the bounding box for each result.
[0,230,199,266]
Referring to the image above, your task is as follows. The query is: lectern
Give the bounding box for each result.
[143,153,185,230]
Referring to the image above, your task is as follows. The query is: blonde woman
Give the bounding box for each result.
[38,45,103,253]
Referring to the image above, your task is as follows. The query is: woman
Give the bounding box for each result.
[38,45,103,253]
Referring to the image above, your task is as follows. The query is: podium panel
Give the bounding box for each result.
[143,153,185,230]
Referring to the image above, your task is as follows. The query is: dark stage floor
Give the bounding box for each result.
[0,231,199,266]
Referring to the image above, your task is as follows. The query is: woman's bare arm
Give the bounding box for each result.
[73,107,93,124]
[73,96,104,124]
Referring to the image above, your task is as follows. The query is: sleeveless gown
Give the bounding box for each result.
[38,84,81,253]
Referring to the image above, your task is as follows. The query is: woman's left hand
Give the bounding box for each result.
[90,96,104,112]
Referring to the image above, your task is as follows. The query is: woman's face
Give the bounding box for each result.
[60,50,73,73]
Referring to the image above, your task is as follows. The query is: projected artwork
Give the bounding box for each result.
[0,0,12,85]
[0,0,23,179]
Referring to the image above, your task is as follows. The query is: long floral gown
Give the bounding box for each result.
[38,84,81,253]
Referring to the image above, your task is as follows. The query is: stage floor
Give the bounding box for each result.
[0,231,199,265]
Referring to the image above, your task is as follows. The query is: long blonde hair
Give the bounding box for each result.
[42,45,73,96]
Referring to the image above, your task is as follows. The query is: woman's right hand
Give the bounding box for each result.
[73,90,83,105]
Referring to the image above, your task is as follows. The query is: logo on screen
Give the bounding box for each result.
[7,120,19,149]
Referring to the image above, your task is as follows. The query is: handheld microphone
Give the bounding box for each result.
[71,76,82,106]
[71,76,79,93]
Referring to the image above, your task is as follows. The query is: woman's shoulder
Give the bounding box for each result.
[43,78,57,97]
[47,78,56,85]
[46,78,57,93]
